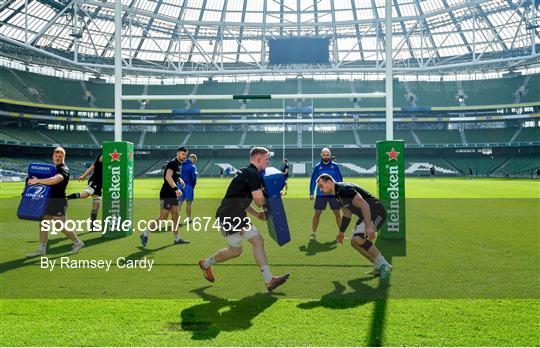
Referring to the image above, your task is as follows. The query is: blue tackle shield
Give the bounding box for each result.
[260,167,291,246]
[17,163,57,221]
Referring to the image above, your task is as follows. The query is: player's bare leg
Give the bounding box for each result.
[311,210,322,240]
[199,245,242,282]
[171,207,189,244]
[186,201,193,222]
[90,196,101,231]
[140,209,169,247]
[351,235,392,280]
[247,234,289,291]
[28,215,83,257]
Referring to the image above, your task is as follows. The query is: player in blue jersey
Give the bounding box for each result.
[309,148,343,241]
[178,153,198,224]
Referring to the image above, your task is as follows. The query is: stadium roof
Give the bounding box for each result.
[0,0,539,77]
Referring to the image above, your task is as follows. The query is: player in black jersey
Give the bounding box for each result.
[316,174,393,280]
[198,147,290,292]
[27,147,84,257]
[67,155,103,231]
[140,147,190,247]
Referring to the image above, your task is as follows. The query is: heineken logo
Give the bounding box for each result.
[387,165,400,233]
[109,166,121,216]
[110,149,122,162]
[386,148,400,161]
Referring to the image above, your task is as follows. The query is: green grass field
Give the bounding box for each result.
[1,177,539,346]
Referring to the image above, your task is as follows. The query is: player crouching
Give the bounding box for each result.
[316,174,393,280]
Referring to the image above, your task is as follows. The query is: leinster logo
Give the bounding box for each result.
[25,184,46,200]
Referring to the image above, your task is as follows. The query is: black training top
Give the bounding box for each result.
[89,155,102,184]
[216,163,262,216]
[160,157,182,198]
[50,163,70,199]
[281,163,290,179]
[334,182,378,216]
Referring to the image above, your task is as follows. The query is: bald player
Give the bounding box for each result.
[316,174,392,280]
[308,148,343,241]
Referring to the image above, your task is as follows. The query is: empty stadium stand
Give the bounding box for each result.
[1,67,539,110]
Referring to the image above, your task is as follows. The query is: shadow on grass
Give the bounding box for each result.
[297,238,405,346]
[298,238,338,256]
[1,233,110,275]
[171,286,279,340]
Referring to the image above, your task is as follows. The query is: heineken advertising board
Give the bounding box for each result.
[101,141,134,238]
[376,140,406,240]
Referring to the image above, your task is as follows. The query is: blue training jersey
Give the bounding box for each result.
[180,159,198,187]
[309,160,343,196]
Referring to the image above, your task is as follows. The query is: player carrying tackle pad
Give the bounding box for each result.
[26,147,84,257]
[198,147,290,292]
[316,174,393,280]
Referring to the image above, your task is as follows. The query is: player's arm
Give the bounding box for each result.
[336,207,352,244]
[251,189,265,207]
[165,168,182,197]
[351,193,376,241]
[309,167,318,199]
[79,164,94,181]
[191,166,197,187]
[335,165,343,182]
[246,204,266,221]
[28,173,64,186]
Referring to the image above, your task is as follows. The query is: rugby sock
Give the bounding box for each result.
[374,254,388,268]
[90,211,98,230]
[39,243,47,251]
[74,239,82,246]
[67,193,81,200]
[203,256,216,269]
[142,229,150,237]
[260,265,273,282]
[174,235,181,242]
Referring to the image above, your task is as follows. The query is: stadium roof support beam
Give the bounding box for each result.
[370,0,385,66]
[163,0,188,70]
[78,0,488,28]
[329,0,338,67]
[393,0,416,62]
[100,0,138,59]
[234,0,248,64]
[475,3,509,52]
[261,0,268,65]
[211,0,228,66]
[413,0,441,62]
[0,0,32,30]
[187,0,208,63]
[441,0,472,54]
[28,0,74,45]
[132,0,164,60]
[350,0,365,61]
[313,0,319,36]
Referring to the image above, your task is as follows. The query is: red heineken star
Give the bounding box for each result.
[110,149,122,162]
[386,148,400,161]
[129,151,133,161]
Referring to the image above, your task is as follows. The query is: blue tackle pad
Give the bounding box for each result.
[17,163,57,221]
[260,167,291,246]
